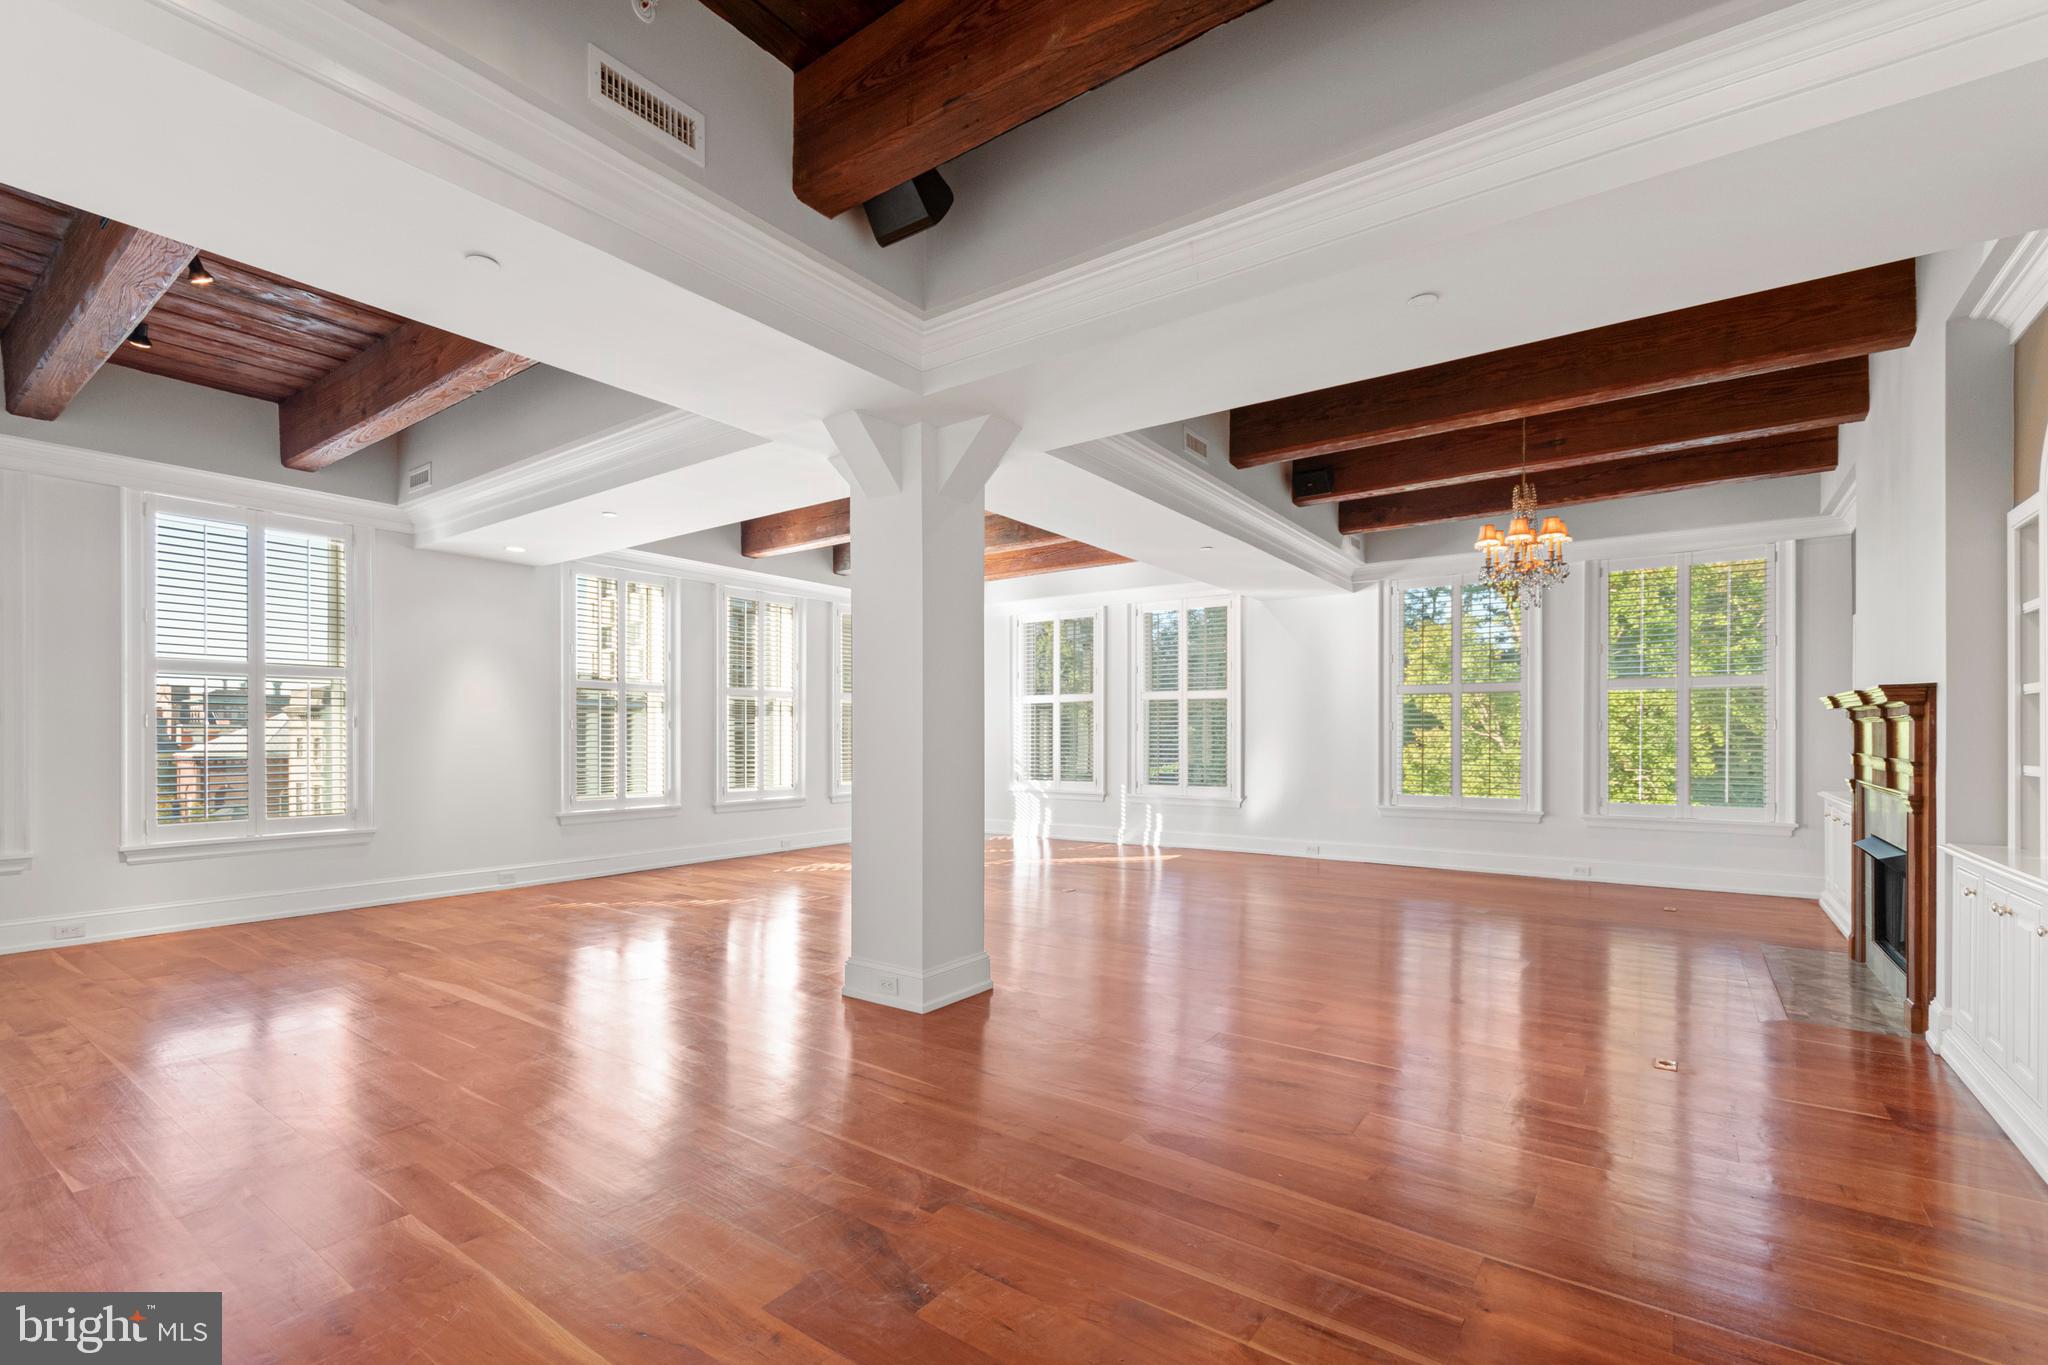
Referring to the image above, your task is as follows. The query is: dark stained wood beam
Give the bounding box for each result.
[794,0,1275,218]
[279,321,533,471]
[743,499,1069,557]
[1235,261,1915,468]
[1294,358,1868,505]
[1336,429,1838,535]
[2,215,191,420]
[984,540,1131,580]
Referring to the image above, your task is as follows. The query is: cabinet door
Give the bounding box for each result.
[2008,889,2044,1106]
[1983,879,2017,1073]
[2032,903,2048,1111]
[1952,866,1983,1041]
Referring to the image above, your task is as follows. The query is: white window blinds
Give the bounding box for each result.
[1014,608,1103,795]
[568,569,672,809]
[144,502,357,842]
[832,606,853,797]
[722,590,802,801]
[1133,597,1240,801]
[1599,550,1776,819]
[1390,578,1533,809]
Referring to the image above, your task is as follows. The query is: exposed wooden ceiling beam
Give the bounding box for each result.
[1294,358,1868,505]
[984,540,1131,580]
[1234,261,1915,468]
[1335,429,1839,535]
[279,320,533,471]
[742,499,1069,557]
[1,214,191,420]
[794,0,1275,219]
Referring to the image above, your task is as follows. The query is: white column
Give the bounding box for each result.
[831,412,1017,1013]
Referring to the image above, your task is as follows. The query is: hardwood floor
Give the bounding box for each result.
[3,840,2045,1363]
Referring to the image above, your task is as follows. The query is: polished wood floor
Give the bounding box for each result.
[3,840,2046,1363]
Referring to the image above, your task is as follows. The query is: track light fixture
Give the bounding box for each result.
[187,257,214,287]
[126,323,153,350]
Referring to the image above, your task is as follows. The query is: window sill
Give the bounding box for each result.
[557,803,681,826]
[1011,784,1107,802]
[0,852,28,876]
[829,790,851,805]
[1379,804,1544,824]
[1582,811,1798,836]
[120,827,374,864]
[714,794,809,812]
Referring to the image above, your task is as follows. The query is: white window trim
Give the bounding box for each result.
[1130,595,1244,807]
[1381,574,1544,817]
[1011,605,1108,801]
[120,490,373,862]
[558,561,682,823]
[1584,540,1797,832]
[715,586,807,810]
[829,602,852,804]
[0,471,31,874]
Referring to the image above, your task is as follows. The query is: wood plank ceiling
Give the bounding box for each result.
[0,184,529,469]
[697,0,1276,220]
[1231,261,1919,536]
[739,499,1130,580]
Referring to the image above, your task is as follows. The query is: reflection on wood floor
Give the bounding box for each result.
[1,838,2044,1363]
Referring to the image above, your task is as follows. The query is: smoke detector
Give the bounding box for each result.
[631,0,657,22]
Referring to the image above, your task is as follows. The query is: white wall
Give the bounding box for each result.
[985,534,1853,897]
[0,470,849,952]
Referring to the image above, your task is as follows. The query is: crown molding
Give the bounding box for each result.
[921,0,2048,375]
[602,548,851,603]
[1964,231,2048,341]
[1059,433,1362,591]
[1351,512,1854,584]
[405,409,756,546]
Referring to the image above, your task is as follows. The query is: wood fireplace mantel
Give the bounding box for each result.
[1823,684,1937,1032]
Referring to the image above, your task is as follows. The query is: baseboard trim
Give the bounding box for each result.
[843,951,994,1014]
[1819,887,1852,937]
[0,829,850,956]
[1937,1024,2048,1189]
[992,820,1825,900]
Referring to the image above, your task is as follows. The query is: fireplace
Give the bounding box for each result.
[1824,685,1937,1034]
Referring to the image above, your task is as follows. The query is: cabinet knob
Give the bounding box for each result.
[2037,924,2048,937]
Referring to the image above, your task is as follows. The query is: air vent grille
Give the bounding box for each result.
[406,463,433,493]
[588,47,704,166]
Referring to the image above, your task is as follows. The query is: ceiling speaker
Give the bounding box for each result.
[863,171,954,248]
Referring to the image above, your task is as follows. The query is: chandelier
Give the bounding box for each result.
[1474,420,1571,609]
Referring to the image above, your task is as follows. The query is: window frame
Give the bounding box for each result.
[122,491,372,862]
[1381,573,1543,818]
[715,586,806,810]
[1130,594,1244,806]
[1011,605,1107,800]
[559,561,682,823]
[1586,541,1796,830]
[829,602,853,803]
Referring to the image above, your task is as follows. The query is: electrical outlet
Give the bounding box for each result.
[778,838,793,850]
[1571,863,1594,879]
[51,923,86,942]
[878,976,900,997]
[1305,844,1323,857]
[497,870,516,886]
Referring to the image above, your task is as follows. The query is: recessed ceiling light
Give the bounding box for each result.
[600,511,619,519]
[504,545,526,554]
[464,251,502,271]
[1408,291,1442,308]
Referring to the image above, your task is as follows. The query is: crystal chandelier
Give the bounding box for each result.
[1473,420,1571,609]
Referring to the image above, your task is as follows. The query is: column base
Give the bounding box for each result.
[843,952,993,1013]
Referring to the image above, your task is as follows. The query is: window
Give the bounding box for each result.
[719,588,803,805]
[1594,546,1786,823]
[127,495,364,856]
[830,604,853,801]
[1387,577,1538,812]
[1133,596,1241,803]
[1013,607,1105,797]
[564,566,676,817]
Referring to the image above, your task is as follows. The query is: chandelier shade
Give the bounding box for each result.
[1476,422,1570,608]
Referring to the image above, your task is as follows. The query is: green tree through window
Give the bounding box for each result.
[1394,580,1529,805]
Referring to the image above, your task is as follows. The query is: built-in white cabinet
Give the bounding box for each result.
[1943,846,2048,1182]
[2011,497,2044,857]
[1820,790,1852,938]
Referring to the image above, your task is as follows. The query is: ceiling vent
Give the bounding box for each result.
[587,46,704,167]
[406,463,434,494]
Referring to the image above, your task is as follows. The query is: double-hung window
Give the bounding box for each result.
[1013,607,1104,797]
[720,589,803,805]
[565,566,676,816]
[1595,547,1785,823]
[128,495,363,856]
[1133,596,1242,803]
[830,604,853,801]
[1387,577,1537,812]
